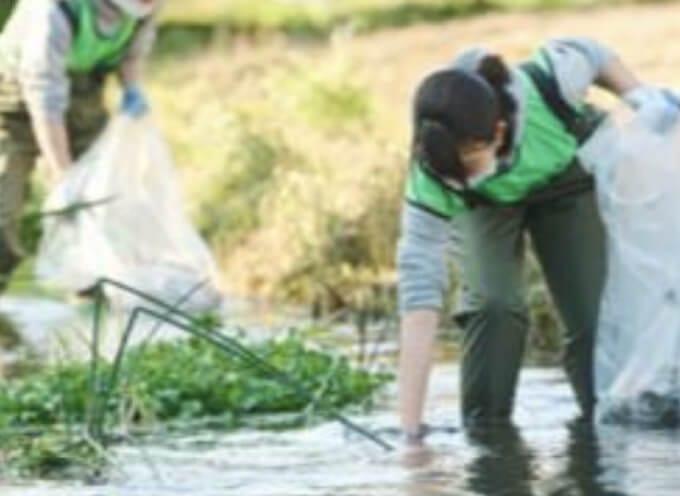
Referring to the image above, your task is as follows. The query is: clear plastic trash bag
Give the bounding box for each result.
[579,107,680,426]
[36,115,223,312]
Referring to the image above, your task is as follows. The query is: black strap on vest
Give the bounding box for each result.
[521,62,580,135]
[520,52,605,144]
[57,0,79,36]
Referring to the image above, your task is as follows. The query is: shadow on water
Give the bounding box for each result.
[547,424,623,496]
[390,365,680,496]
[471,423,625,496]
[463,425,536,496]
[399,423,638,496]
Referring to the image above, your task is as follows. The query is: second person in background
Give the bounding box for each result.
[0,0,162,293]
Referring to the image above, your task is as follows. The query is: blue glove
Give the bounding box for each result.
[120,84,149,118]
[623,85,679,133]
[662,88,680,108]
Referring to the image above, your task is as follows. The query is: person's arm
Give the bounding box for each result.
[118,17,155,85]
[596,54,641,97]
[399,308,439,442]
[31,118,70,182]
[541,37,641,104]
[18,2,74,181]
[397,203,455,443]
[544,37,679,132]
[118,16,157,116]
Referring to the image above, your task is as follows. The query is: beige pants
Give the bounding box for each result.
[0,73,108,290]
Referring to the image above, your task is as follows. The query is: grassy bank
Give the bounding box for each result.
[158,0,652,38]
[147,1,680,352]
[149,40,403,316]
[1,1,662,45]
[6,1,680,355]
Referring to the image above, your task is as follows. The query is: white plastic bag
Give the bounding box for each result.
[579,107,680,426]
[36,115,222,312]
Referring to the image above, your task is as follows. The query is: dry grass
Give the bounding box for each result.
[146,2,680,304]
[158,0,648,33]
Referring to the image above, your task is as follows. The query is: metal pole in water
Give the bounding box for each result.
[88,278,394,451]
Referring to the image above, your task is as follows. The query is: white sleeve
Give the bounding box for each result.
[397,203,460,313]
[18,2,72,121]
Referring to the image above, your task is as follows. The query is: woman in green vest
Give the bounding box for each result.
[397,37,679,445]
[0,0,160,292]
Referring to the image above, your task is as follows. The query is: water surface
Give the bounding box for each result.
[1,298,679,496]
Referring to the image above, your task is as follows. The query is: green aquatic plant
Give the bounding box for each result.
[0,304,391,479]
[0,431,107,480]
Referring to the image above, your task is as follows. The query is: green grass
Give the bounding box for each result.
[0,2,13,27]
[160,0,478,36]
[157,0,651,39]
[0,334,388,427]
[0,0,664,41]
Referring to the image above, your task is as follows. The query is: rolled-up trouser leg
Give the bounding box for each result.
[526,165,606,419]
[455,204,530,424]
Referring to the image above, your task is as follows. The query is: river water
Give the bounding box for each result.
[1,298,680,496]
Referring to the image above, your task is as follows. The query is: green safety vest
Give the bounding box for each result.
[405,53,593,219]
[59,0,139,74]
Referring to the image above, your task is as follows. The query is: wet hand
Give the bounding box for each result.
[398,439,435,469]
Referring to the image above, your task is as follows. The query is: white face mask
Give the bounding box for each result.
[467,160,498,187]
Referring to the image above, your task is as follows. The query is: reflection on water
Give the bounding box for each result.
[463,425,535,496]
[2,300,680,495]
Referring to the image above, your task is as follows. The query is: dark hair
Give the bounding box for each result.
[477,55,517,155]
[412,54,516,183]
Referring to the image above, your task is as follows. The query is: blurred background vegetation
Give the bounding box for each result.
[2,0,678,362]
[0,0,654,33]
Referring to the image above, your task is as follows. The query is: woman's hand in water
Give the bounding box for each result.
[399,430,435,469]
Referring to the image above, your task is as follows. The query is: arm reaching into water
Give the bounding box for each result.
[397,203,457,442]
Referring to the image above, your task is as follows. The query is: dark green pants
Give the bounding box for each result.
[0,73,108,290]
[455,163,606,423]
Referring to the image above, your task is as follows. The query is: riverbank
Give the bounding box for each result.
[138,2,680,351]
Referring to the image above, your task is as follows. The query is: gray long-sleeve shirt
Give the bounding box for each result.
[398,37,616,313]
[0,0,156,121]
